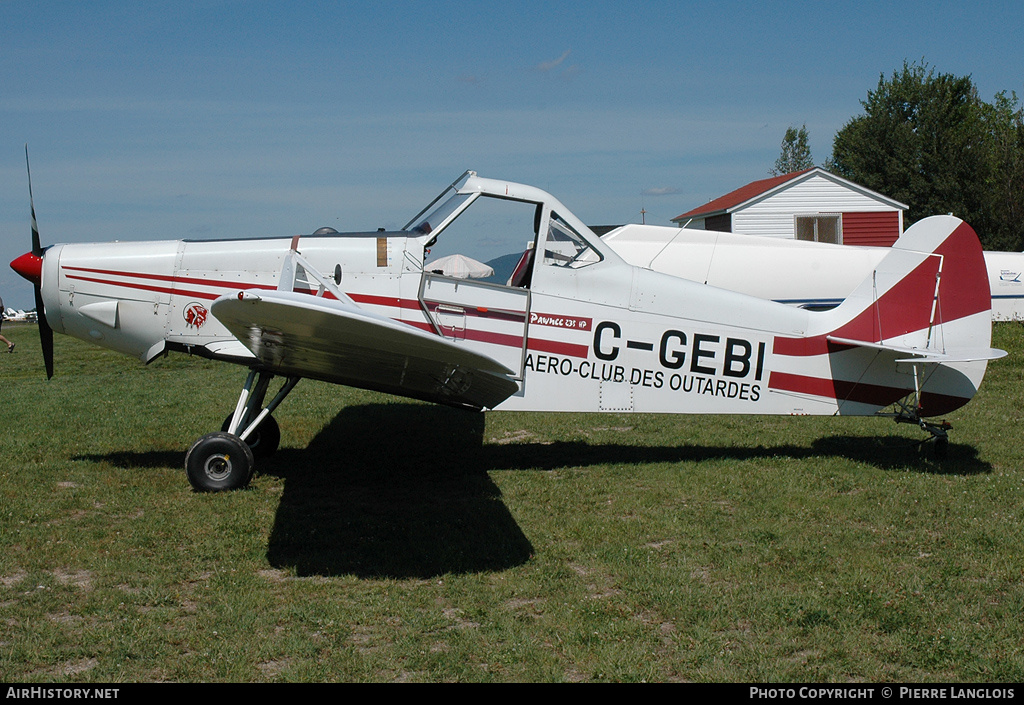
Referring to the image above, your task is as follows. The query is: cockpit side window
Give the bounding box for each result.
[541,212,602,269]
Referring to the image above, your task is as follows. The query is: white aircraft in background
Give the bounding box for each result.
[10,167,1005,492]
[3,308,33,322]
[602,225,1024,320]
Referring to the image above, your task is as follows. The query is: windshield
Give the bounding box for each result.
[403,170,476,233]
[406,192,474,235]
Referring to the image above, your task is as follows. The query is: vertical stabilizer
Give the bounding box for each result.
[771,216,1000,417]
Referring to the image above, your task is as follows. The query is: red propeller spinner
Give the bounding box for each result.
[10,251,43,285]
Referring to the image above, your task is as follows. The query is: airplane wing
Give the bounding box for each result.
[211,290,520,410]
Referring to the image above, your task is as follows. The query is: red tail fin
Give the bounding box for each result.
[916,218,991,325]
[823,215,990,346]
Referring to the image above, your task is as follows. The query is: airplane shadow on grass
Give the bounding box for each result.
[79,402,991,580]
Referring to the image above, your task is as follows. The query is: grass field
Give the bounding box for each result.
[1,320,1023,682]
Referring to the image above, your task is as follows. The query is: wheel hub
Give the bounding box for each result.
[203,453,233,481]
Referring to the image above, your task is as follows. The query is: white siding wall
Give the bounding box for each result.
[730,173,901,239]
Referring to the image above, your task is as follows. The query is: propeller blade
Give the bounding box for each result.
[33,285,53,380]
[26,145,41,256]
[24,145,53,379]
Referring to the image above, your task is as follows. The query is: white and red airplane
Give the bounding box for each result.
[10,168,1005,491]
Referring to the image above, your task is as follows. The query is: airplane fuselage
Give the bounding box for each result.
[39,222,983,419]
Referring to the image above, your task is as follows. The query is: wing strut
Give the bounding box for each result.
[278,235,355,304]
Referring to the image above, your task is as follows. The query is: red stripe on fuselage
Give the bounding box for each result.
[768,371,969,414]
[768,371,908,407]
[62,265,276,293]
[63,272,220,301]
[60,266,591,358]
[405,313,589,358]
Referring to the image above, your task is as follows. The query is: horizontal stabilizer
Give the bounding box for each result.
[827,336,1008,364]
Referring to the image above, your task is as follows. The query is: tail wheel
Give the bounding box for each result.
[185,432,255,492]
[221,413,281,458]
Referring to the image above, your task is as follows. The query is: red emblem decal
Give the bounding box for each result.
[184,302,209,329]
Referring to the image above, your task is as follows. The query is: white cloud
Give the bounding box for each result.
[535,50,571,72]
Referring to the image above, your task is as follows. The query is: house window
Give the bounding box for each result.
[704,213,731,232]
[795,214,842,244]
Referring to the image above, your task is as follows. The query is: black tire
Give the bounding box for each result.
[934,436,949,459]
[221,413,281,458]
[185,432,255,492]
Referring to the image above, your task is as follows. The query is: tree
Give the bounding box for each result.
[771,125,814,175]
[980,91,1024,251]
[830,60,1024,250]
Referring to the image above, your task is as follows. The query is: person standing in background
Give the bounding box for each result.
[0,294,15,352]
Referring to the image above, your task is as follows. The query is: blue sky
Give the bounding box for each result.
[2,0,1022,309]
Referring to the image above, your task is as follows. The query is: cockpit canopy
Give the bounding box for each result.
[405,171,608,286]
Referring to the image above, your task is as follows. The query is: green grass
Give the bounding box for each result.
[1,321,1023,682]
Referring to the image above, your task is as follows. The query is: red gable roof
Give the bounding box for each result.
[672,168,815,222]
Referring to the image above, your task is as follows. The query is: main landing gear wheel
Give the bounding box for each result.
[185,432,255,492]
[183,369,300,491]
[221,413,280,458]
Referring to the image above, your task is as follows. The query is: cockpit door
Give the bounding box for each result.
[410,186,543,381]
[419,273,531,380]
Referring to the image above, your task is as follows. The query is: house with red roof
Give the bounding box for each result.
[671,167,908,247]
